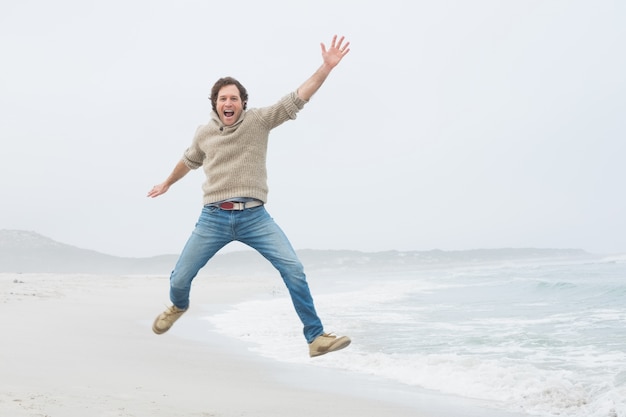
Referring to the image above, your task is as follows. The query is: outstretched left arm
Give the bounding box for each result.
[297,35,351,101]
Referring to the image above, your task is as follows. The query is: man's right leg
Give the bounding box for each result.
[153,206,232,334]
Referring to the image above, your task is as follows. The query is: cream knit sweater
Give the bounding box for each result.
[182,91,307,205]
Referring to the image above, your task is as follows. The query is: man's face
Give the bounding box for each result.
[216,84,245,126]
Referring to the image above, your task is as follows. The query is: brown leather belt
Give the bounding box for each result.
[213,200,263,211]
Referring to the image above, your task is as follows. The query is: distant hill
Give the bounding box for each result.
[0,229,178,274]
[0,229,596,274]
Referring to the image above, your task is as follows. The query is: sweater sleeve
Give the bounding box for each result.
[253,91,308,130]
[182,125,206,170]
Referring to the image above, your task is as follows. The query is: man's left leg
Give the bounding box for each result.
[237,207,350,356]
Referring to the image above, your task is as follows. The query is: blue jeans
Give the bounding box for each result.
[169,205,324,343]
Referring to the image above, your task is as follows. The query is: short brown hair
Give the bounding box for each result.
[209,77,249,112]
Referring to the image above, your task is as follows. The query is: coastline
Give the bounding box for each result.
[1,273,524,417]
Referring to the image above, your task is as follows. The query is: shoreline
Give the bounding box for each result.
[2,273,525,417]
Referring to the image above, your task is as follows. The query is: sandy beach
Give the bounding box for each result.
[1,272,452,417]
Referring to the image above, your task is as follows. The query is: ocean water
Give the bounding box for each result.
[205,251,626,417]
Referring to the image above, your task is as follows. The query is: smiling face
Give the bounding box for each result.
[216,84,245,126]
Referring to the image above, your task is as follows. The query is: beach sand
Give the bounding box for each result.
[1,272,436,417]
[1,272,521,417]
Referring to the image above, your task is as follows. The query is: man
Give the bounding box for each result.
[148,35,351,358]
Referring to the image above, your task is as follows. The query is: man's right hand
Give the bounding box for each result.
[147,160,191,198]
[147,183,170,198]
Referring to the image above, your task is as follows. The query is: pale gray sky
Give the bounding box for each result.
[1,0,625,257]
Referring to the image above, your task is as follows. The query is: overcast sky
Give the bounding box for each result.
[2,0,625,257]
